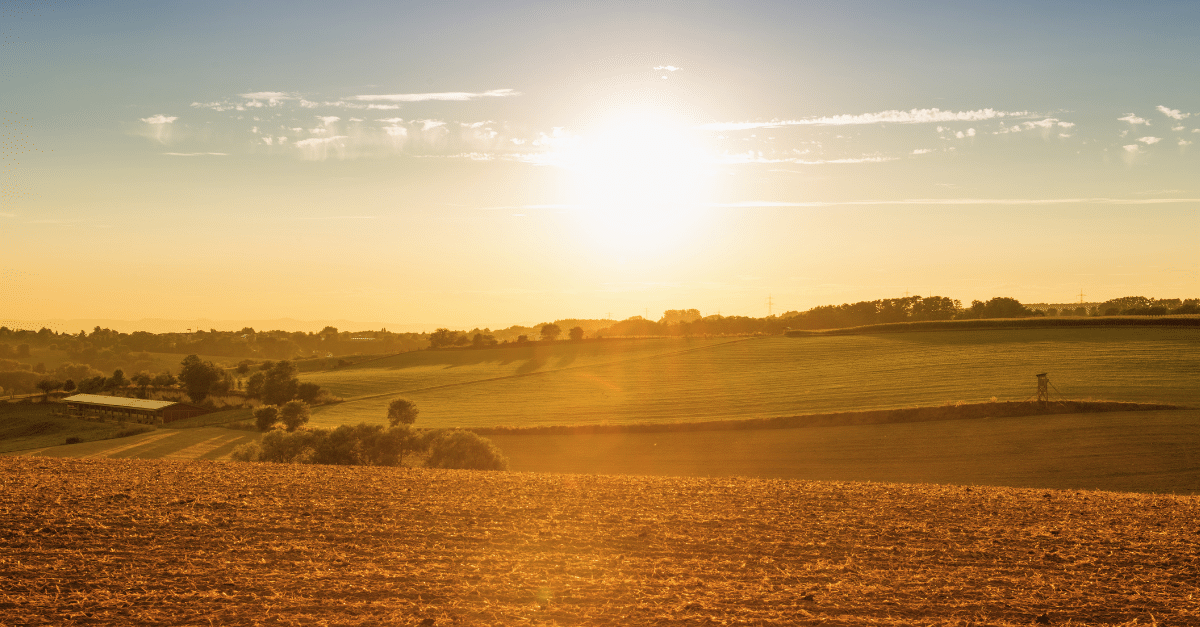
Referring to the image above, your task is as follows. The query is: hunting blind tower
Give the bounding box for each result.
[1036,373,1049,403]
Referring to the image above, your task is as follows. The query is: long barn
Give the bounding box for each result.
[62,394,206,425]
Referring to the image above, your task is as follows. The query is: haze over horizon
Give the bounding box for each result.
[4,1,1198,328]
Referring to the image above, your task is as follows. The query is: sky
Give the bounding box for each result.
[2,0,1199,330]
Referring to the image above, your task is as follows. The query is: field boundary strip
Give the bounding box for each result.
[80,430,181,458]
[334,336,757,405]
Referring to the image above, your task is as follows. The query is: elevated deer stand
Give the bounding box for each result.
[1036,373,1049,404]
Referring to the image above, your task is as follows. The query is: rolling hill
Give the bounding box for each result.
[303,327,1200,429]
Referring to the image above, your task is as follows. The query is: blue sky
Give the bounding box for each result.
[3,1,1198,328]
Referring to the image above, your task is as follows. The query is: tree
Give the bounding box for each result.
[152,372,177,387]
[245,371,266,398]
[77,375,107,394]
[16,344,29,358]
[387,398,419,426]
[105,369,128,390]
[378,425,424,466]
[35,378,63,401]
[209,376,232,397]
[296,382,322,404]
[428,328,460,349]
[260,361,300,406]
[62,379,76,393]
[254,405,279,431]
[279,400,310,432]
[424,430,508,470]
[568,326,584,341]
[471,332,497,348]
[540,324,562,341]
[132,371,153,389]
[179,355,223,402]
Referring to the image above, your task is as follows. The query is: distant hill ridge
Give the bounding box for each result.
[786,315,1200,336]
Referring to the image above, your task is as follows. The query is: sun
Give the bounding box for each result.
[561,106,718,259]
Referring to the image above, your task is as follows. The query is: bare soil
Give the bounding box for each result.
[1,457,1197,626]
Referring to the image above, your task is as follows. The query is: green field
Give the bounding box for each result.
[490,409,1200,494]
[304,328,1200,429]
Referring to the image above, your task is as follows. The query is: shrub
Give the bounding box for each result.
[258,429,322,463]
[253,405,279,431]
[424,429,508,471]
[113,426,152,439]
[229,441,262,462]
[279,400,310,432]
[65,436,81,445]
[236,423,424,467]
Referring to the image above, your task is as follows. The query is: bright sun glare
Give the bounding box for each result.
[563,107,717,260]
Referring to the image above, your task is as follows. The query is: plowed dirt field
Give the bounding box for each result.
[1,457,1197,626]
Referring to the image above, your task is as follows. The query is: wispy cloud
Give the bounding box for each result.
[163,152,227,156]
[700,108,1032,131]
[1157,105,1190,120]
[1138,136,1162,145]
[716,152,895,165]
[654,65,682,72]
[240,91,298,102]
[138,114,179,143]
[295,136,347,160]
[0,211,15,218]
[712,197,1200,208]
[295,215,376,220]
[1118,113,1150,125]
[352,88,519,103]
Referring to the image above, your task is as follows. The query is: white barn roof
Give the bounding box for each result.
[62,394,186,411]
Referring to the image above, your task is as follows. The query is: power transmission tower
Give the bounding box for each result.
[1079,289,1085,304]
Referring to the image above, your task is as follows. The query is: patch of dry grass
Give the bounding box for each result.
[0,457,1196,626]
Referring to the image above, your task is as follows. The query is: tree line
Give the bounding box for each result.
[233,397,507,470]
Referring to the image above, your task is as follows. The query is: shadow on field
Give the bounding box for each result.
[488,409,1200,495]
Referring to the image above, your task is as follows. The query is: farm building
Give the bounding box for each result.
[61,394,206,425]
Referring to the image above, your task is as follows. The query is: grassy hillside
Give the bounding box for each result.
[490,409,1200,494]
[305,327,1200,429]
[3,456,1196,626]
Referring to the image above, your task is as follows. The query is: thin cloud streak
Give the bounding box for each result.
[713,198,1200,208]
[353,89,519,102]
[700,108,1033,131]
[295,216,377,220]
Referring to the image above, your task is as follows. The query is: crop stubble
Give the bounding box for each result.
[1,457,1197,626]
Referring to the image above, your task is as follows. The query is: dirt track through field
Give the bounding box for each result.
[1,457,1197,626]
